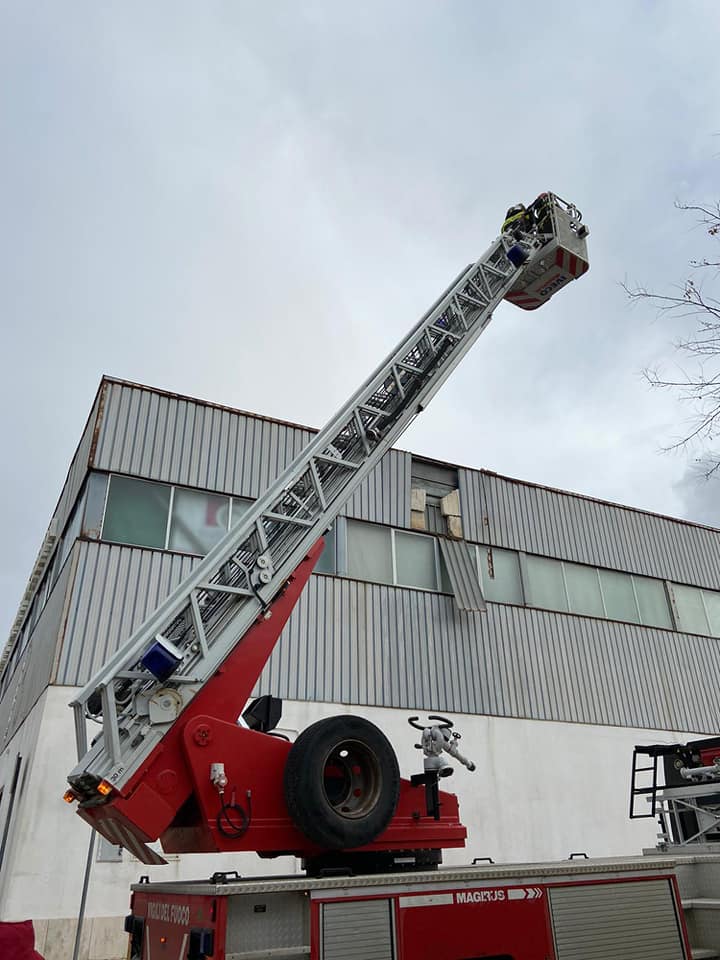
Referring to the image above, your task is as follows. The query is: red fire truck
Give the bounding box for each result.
[59,198,692,959]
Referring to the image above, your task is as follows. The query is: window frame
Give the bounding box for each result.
[391,527,442,592]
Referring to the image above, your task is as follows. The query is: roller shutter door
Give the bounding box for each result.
[549,878,686,960]
[321,898,394,960]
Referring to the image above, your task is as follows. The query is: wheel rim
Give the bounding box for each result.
[321,738,383,819]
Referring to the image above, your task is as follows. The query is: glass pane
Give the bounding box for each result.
[347,520,392,584]
[168,488,230,555]
[59,497,84,568]
[480,547,523,604]
[673,583,710,635]
[599,570,639,623]
[703,590,720,638]
[634,576,673,629]
[102,475,171,549]
[230,498,252,525]
[83,472,109,539]
[564,563,604,617]
[395,531,437,590]
[314,523,336,575]
[526,555,567,611]
[439,553,453,593]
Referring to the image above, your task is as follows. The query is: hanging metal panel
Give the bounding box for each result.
[439,538,486,611]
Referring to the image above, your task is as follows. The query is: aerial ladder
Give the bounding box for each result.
[65,194,589,872]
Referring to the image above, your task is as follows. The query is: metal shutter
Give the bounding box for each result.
[549,879,686,960]
[321,899,394,960]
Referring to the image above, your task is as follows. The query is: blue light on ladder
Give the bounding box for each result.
[141,636,184,682]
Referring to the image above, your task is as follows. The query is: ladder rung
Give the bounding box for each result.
[264,512,315,528]
[197,583,253,597]
[314,453,361,470]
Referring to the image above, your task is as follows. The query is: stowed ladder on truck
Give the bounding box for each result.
[66,194,590,869]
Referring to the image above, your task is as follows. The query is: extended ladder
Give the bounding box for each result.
[68,234,534,798]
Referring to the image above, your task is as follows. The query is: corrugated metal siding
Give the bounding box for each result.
[91,380,410,527]
[341,448,410,528]
[57,542,720,733]
[264,576,720,734]
[322,899,393,960]
[56,542,199,684]
[0,559,75,750]
[52,385,103,540]
[549,879,684,960]
[460,468,720,590]
[91,381,315,498]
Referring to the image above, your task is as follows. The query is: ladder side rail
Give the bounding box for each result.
[70,239,520,784]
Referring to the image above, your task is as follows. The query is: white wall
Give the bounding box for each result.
[0,685,708,923]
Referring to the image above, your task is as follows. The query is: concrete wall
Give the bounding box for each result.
[0,685,709,958]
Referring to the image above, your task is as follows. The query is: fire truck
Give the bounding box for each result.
[59,195,692,958]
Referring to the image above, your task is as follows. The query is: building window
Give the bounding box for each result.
[83,472,109,539]
[168,488,230,554]
[395,529,438,590]
[347,520,393,584]
[58,496,84,569]
[521,555,674,630]
[704,590,720,636]
[230,498,252,526]
[346,520,442,590]
[526,555,568,612]
[479,547,523,604]
[96,836,123,863]
[599,569,640,624]
[102,476,171,549]
[314,524,337,575]
[564,562,604,618]
[634,576,673,629]
[671,583,720,636]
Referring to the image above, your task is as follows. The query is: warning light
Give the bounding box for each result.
[63,789,76,804]
[97,780,113,796]
[160,936,167,944]
[141,635,184,682]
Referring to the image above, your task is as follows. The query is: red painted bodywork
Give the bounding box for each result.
[130,872,691,960]
[130,891,227,960]
[79,542,467,859]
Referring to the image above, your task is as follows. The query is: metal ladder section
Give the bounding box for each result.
[630,746,661,820]
[69,235,524,795]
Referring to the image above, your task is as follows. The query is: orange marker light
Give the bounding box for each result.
[160,936,167,944]
[63,789,76,804]
[97,780,113,796]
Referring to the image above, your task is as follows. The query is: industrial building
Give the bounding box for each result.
[2,375,720,958]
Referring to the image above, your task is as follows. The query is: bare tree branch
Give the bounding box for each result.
[626,199,720,476]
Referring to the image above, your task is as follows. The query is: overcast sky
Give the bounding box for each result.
[2,2,720,638]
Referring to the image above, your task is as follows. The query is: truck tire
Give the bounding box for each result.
[283,715,400,850]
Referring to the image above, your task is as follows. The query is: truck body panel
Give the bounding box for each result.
[129,857,689,960]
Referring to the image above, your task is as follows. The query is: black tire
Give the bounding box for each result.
[283,715,400,850]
